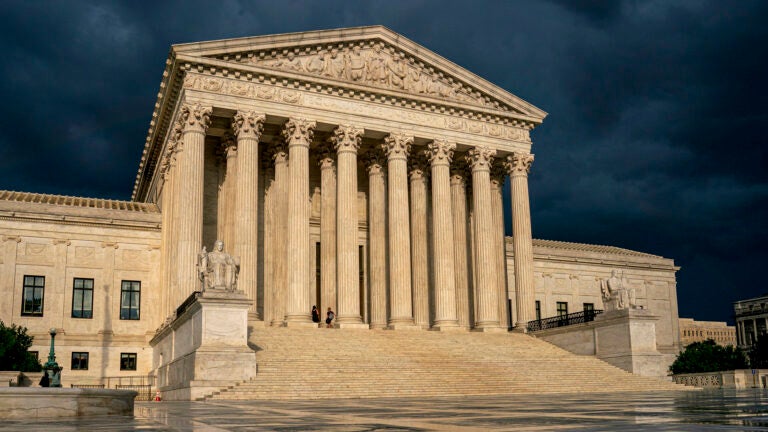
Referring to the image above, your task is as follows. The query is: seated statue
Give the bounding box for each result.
[600,269,639,312]
[197,240,240,291]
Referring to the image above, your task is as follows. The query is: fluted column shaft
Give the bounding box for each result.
[271,145,289,326]
[383,133,415,328]
[283,118,316,325]
[366,151,388,329]
[491,167,509,329]
[262,158,275,326]
[467,146,500,329]
[333,125,364,326]
[318,146,337,320]
[428,140,458,329]
[506,152,536,330]
[159,140,177,318]
[175,103,211,303]
[233,111,265,319]
[409,156,429,328]
[219,136,238,252]
[450,168,472,329]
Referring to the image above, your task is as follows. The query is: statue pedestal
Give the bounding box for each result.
[536,308,667,378]
[150,290,257,401]
[593,308,666,378]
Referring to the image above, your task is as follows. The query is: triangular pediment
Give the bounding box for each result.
[172,26,546,122]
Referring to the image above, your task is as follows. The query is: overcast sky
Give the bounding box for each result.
[0,1,765,324]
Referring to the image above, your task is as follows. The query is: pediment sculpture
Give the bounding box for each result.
[239,41,504,110]
[197,240,240,292]
[600,270,640,312]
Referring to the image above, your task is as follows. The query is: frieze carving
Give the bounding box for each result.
[183,72,303,105]
[332,124,364,154]
[182,72,530,143]
[243,41,502,111]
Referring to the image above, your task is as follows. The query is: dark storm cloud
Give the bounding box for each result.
[0,0,764,322]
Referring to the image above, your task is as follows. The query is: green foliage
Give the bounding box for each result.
[0,321,42,372]
[749,334,768,368]
[670,339,748,374]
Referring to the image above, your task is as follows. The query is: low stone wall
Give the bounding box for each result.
[673,370,768,389]
[0,387,137,419]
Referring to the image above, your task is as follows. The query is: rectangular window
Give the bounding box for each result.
[29,351,38,361]
[583,303,594,312]
[120,281,141,320]
[72,278,94,318]
[71,352,89,370]
[21,275,45,316]
[120,353,137,371]
[556,302,568,317]
[535,300,541,321]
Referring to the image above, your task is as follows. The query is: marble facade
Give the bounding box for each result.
[0,27,681,385]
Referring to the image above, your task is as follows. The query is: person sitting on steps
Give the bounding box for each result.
[325,307,335,328]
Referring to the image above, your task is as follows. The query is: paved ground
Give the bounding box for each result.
[3,389,768,431]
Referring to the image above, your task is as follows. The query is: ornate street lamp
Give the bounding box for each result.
[43,328,62,387]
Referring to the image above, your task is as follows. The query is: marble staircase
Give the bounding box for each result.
[202,327,687,400]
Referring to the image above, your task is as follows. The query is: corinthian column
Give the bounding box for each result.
[332,124,366,327]
[261,151,275,326]
[409,153,430,328]
[505,152,536,331]
[466,146,501,331]
[490,164,509,329]
[233,111,265,320]
[271,143,289,326]
[382,133,416,329]
[174,103,211,303]
[427,140,459,330]
[365,149,388,329]
[282,118,316,326]
[450,164,473,329]
[158,129,179,319]
[317,143,337,323]
[217,135,237,254]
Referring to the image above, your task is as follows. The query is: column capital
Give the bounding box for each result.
[269,142,288,164]
[233,111,266,140]
[449,162,470,186]
[282,118,316,148]
[332,124,364,154]
[408,153,429,181]
[179,103,212,135]
[363,148,386,175]
[382,132,413,161]
[221,134,237,159]
[316,141,336,170]
[465,146,496,172]
[426,139,456,167]
[504,152,535,176]
[490,162,507,187]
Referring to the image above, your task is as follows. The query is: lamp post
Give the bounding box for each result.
[43,328,62,387]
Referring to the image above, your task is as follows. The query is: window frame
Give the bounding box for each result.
[535,300,541,321]
[119,280,141,320]
[71,352,89,371]
[71,277,94,319]
[120,353,137,371]
[21,275,45,317]
[556,301,568,317]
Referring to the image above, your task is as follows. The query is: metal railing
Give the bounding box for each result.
[70,384,105,389]
[527,309,603,332]
[103,375,156,401]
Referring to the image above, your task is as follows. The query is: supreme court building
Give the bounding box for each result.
[0,27,682,384]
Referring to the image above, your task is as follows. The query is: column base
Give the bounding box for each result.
[511,324,528,334]
[430,324,467,332]
[369,324,388,330]
[248,311,261,322]
[335,323,370,330]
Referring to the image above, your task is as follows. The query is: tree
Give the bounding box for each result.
[670,339,748,374]
[749,334,768,368]
[0,321,42,372]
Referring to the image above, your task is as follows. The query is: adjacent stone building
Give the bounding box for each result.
[0,27,682,385]
[734,294,768,349]
[678,318,736,347]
